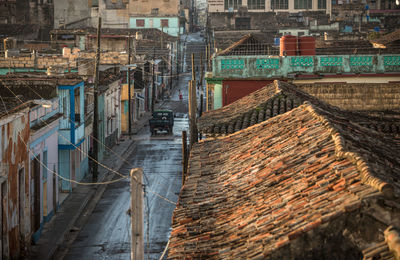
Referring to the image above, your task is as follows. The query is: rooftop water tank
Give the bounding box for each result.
[298,36,316,56]
[280,35,297,56]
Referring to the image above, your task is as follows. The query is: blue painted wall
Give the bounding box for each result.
[59,149,71,191]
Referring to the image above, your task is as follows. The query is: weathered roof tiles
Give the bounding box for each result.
[169,101,400,259]
[198,80,400,136]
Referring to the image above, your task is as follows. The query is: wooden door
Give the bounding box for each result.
[71,151,76,189]
[53,166,57,213]
[31,156,40,233]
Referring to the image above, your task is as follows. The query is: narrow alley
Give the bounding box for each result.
[54,33,206,260]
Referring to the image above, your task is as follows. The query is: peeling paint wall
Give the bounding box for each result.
[0,110,30,259]
[129,0,179,16]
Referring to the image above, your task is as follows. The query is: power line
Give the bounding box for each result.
[0,78,177,205]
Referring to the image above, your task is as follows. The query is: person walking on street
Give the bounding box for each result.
[179,89,183,101]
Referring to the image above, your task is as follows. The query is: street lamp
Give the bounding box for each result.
[33,99,52,108]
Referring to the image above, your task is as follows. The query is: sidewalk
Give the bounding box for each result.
[28,115,151,260]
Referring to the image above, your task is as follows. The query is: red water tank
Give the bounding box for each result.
[298,36,316,56]
[280,35,298,56]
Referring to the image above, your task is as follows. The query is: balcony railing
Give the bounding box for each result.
[58,123,84,146]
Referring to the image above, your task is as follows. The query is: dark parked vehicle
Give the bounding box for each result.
[149,110,174,135]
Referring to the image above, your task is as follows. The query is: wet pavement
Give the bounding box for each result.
[59,32,205,260]
[62,95,188,260]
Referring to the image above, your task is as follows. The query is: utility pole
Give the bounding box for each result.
[205,45,209,71]
[189,53,198,148]
[199,52,204,119]
[176,34,180,83]
[182,131,188,186]
[132,36,137,126]
[92,16,101,181]
[208,41,212,71]
[192,53,196,82]
[169,47,173,92]
[130,168,144,260]
[151,47,155,113]
[161,26,164,49]
[127,32,132,135]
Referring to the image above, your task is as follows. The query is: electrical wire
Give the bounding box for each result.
[0,82,129,179]
[12,77,152,186]
[0,93,127,186]
[0,78,178,205]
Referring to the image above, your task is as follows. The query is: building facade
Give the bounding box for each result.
[53,0,91,29]
[208,0,331,14]
[0,107,30,259]
[129,0,181,36]
[29,98,62,243]
[57,80,87,192]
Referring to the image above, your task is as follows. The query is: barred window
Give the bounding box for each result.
[318,0,326,9]
[294,0,312,9]
[271,0,288,9]
[136,19,145,27]
[248,0,265,9]
[224,0,242,10]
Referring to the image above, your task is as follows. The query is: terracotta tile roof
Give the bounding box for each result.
[198,81,400,136]
[169,102,400,259]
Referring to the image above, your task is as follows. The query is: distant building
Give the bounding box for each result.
[53,0,184,36]
[208,0,331,31]
[53,0,91,29]
[0,0,53,47]
[129,0,182,36]
[209,0,330,13]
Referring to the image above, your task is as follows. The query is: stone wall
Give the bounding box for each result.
[0,48,129,71]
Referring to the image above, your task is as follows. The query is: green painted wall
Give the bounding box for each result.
[213,55,400,79]
[129,17,181,37]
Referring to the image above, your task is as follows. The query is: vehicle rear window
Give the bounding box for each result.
[155,112,170,117]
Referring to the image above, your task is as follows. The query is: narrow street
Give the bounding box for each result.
[58,33,205,260]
